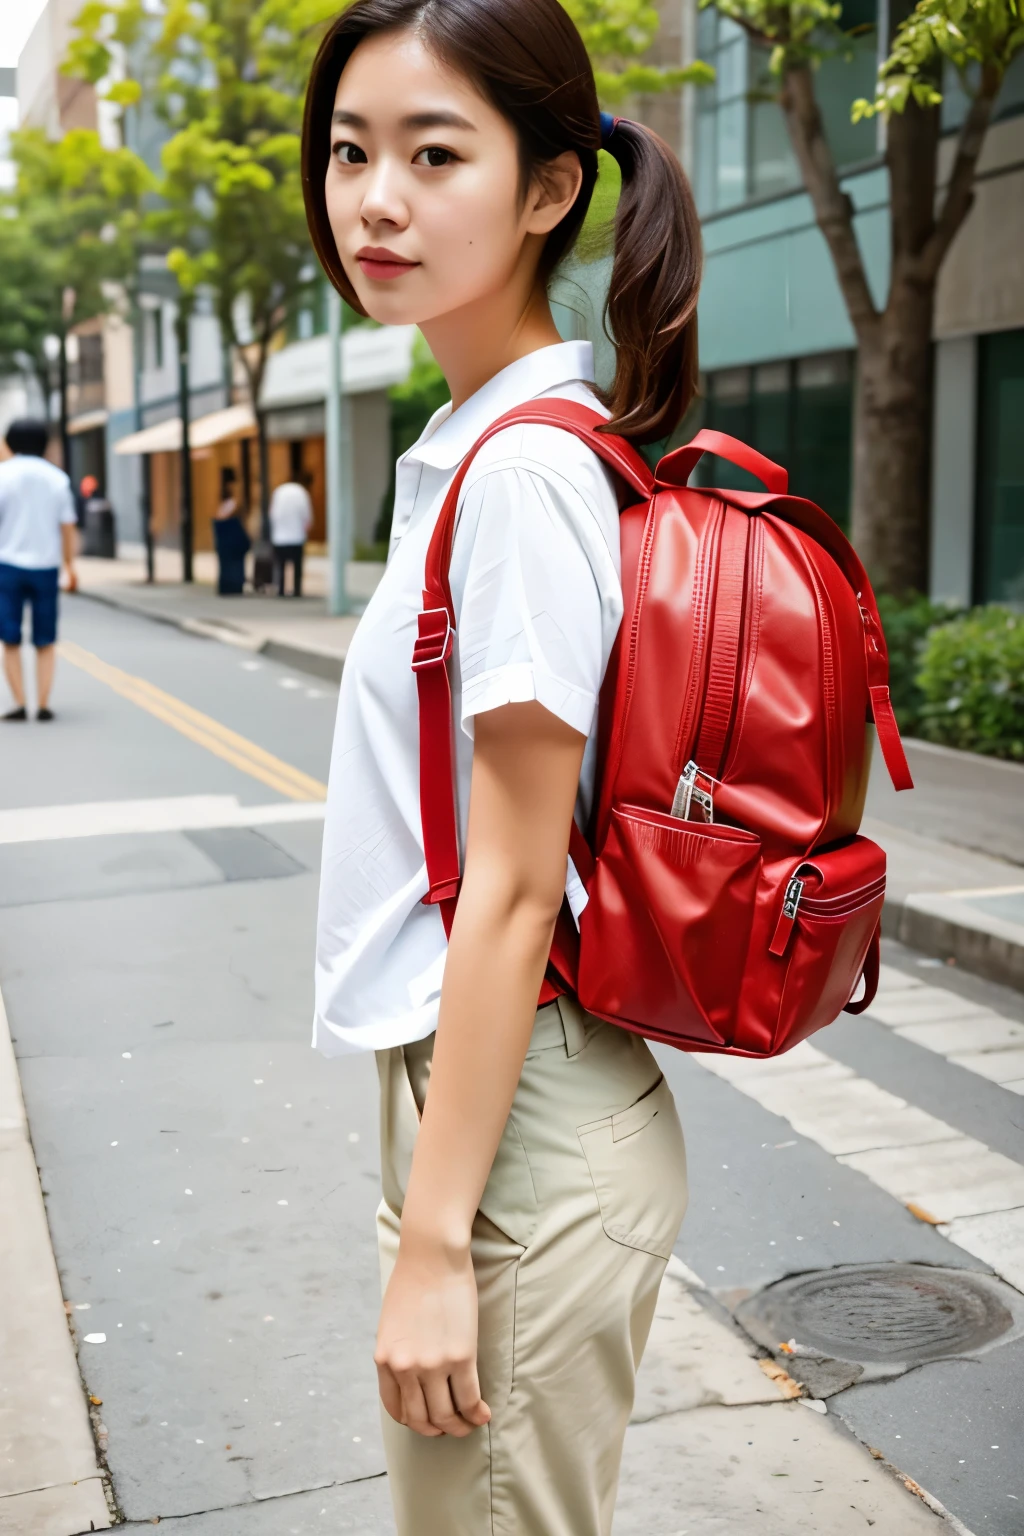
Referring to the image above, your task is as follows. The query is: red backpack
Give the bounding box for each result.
[412,399,913,1059]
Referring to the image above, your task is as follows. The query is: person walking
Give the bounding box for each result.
[268,471,313,596]
[304,3,699,1531]
[0,418,78,722]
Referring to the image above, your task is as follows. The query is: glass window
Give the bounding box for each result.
[703,368,756,489]
[694,1,878,216]
[716,99,748,208]
[701,353,853,524]
[817,35,878,167]
[752,361,792,468]
[793,352,854,528]
[750,96,800,200]
[975,329,1024,606]
[143,308,163,372]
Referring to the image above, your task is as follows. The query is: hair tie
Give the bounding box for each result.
[599,111,620,149]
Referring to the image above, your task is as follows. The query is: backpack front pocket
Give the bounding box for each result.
[769,835,886,1052]
[578,803,762,1046]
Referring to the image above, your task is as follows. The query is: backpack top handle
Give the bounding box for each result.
[657,429,789,495]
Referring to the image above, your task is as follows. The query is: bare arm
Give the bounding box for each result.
[374,700,586,1437]
[62,522,77,589]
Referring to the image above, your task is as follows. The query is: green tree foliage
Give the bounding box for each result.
[66,0,340,509]
[0,128,150,432]
[564,0,714,96]
[699,0,1023,594]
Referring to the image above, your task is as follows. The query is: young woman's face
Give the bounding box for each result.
[325,29,580,327]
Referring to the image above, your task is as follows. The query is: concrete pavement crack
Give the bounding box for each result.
[117,1469,388,1525]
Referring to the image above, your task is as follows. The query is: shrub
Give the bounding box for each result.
[875,592,963,734]
[916,606,1024,761]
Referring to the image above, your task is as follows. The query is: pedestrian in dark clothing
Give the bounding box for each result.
[213,467,251,596]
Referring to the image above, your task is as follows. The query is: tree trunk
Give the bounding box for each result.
[775,53,1001,597]
[851,282,934,594]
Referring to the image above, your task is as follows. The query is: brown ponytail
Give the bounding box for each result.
[302,0,701,445]
[597,118,702,443]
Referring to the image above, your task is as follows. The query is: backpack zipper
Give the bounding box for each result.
[805,558,838,827]
[672,500,726,772]
[618,496,658,723]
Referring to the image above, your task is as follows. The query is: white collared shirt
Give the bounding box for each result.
[268,482,313,546]
[313,340,622,1056]
[0,455,77,570]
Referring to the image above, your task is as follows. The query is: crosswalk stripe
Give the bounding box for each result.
[57,641,328,803]
[868,964,1024,1094]
[0,796,327,845]
[696,1039,1024,1293]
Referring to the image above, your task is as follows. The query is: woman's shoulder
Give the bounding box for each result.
[463,379,619,513]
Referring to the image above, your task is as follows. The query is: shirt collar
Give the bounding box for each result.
[399,340,595,472]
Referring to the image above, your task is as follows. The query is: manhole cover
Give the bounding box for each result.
[736,1264,1014,1368]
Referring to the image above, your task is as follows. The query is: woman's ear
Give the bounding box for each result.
[525,151,583,236]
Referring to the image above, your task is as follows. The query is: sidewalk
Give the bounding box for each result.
[0,971,955,1536]
[74,544,380,681]
[864,741,1024,991]
[74,549,1024,993]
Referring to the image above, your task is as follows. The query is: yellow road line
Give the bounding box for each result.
[57,640,327,803]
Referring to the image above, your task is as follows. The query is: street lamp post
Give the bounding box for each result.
[176,305,194,584]
[325,287,355,616]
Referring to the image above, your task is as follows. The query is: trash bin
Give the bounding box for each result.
[83,499,117,558]
[251,540,275,593]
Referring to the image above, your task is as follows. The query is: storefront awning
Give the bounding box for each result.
[114,404,257,456]
[68,409,109,435]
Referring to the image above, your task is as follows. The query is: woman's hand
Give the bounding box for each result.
[375,1237,491,1437]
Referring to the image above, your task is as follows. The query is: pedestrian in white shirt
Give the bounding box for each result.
[0,419,78,722]
[302,2,701,1530]
[268,473,313,596]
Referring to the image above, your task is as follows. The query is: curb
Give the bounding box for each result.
[74,589,347,683]
[883,891,1024,993]
[261,637,344,682]
[0,985,112,1534]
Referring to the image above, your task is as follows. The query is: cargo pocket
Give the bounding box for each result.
[577,1076,688,1260]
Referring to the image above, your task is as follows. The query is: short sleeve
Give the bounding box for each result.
[449,460,621,741]
[59,482,77,526]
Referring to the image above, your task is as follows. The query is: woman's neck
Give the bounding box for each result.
[419,281,563,414]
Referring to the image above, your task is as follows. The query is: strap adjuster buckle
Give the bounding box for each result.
[412,607,454,670]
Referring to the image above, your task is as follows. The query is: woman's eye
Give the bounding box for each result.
[333,141,367,166]
[413,146,455,168]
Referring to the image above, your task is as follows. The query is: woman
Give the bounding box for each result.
[303,2,701,1529]
[212,466,250,595]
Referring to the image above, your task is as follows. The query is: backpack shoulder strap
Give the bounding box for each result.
[421,398,654,615]
[413,398,652,962]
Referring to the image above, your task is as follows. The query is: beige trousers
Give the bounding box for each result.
[375,996,688,1536]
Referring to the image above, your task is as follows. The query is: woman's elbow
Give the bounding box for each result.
[462,864,566,947]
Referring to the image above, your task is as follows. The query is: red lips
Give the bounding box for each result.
[355,245,420,280]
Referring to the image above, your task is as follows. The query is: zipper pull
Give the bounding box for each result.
[671,760,714,823]
[769,876,805,957]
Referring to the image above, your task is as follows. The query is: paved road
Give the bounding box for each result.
[2,594,1023,1534]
